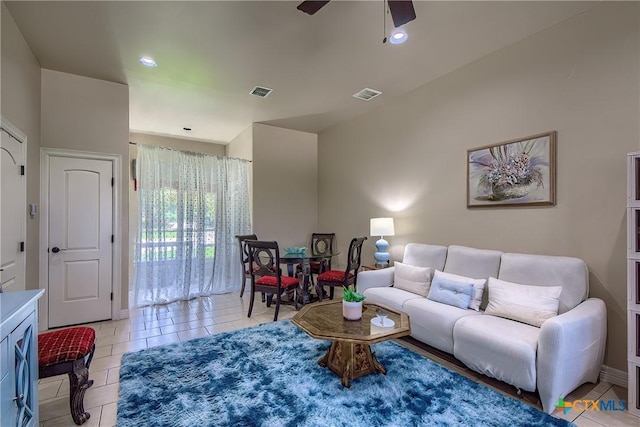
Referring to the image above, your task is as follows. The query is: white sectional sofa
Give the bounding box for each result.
[357,243,607,414]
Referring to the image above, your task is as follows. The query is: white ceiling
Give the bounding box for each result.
[4,1,597,144]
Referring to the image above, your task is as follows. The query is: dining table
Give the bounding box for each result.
[280,250,339,305]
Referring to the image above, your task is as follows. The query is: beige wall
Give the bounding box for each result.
[228,125,254,227]
[226,125,253,161]
[1,3,42,293]
[318,2,639,371]
[41,69,130,311]
[127,132,226,291]
[253,123,317,249]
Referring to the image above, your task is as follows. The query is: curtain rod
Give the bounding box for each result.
[129,141,252,162]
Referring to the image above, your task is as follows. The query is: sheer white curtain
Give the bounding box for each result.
[133,144,251,306]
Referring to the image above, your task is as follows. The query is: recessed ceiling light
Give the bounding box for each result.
[389,29,408,45]
[139,56,157,67]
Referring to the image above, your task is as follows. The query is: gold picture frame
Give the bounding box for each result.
[467,131,556,208]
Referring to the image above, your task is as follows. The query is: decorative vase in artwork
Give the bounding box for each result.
[490,182,533,201]
[342,300,363,321]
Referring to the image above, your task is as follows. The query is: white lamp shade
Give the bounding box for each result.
[370,217,395,237]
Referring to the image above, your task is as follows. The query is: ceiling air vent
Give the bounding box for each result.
[352,88,382,101]
[250,86,273,98]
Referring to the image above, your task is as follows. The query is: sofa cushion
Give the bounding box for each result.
[363,287,422,311]
[394,262,432,296]
[498,253,588,313]
[443,245,502,280]
[403,298,482,353]
[430,270,486,311]
[453,315,540,392]
[485,277,562,327]
[402,243,448,270]
[427,273,473,309]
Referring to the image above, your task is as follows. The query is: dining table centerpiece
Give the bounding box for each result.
[342,284,366,320]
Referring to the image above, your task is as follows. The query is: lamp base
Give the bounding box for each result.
[373,238,390,268]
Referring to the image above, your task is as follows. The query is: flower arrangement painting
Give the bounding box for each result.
[467,131,556,207]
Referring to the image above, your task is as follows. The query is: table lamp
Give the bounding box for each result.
[370,217,395,267]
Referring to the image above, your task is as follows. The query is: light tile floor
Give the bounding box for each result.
[38,293,640,426]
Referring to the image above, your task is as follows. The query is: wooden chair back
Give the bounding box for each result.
[344,236,367,285]
[246,240,281,281]
[310,233,335,270]
[236,234,257,297]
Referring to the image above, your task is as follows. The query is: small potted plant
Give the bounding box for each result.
[342,284,366,320]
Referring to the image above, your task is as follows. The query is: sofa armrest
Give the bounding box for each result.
[537,298,606,413]
[356,267,395,293]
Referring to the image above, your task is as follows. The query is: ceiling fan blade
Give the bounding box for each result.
[297,1,331,16]
[387,0,416,28]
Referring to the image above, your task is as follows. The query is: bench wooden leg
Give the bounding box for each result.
[68,358,93,425]
[67,345,95,425]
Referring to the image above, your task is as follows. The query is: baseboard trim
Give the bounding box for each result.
[599,365,627,388]
[119,309,130,319]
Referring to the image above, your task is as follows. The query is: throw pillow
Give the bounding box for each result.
[432,270,486,311]
[485,277,563,327]
[427,274,474,309]
[393,262,432,296]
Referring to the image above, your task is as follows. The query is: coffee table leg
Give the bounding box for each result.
[318,347,331,368]
[318,341,387,387]
[371,352,387,375]
[341,361,352,388]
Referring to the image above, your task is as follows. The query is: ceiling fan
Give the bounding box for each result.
[297,0,416,28]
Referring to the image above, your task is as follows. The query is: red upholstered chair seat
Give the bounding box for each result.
[38,327,96,367]
[317,270,354,283]
[309,261,323,273]
[256,275,299,288]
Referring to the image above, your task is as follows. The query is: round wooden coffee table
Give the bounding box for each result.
[291,300,410,387]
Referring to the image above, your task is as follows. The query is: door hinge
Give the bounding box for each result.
[111,235,114,243]
[20,241,25,252]
[110,292,113,301]
[111,177,114,187]
[20,165,25,175]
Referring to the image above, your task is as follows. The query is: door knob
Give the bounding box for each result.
[51,247,61,253]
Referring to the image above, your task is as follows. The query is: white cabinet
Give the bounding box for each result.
[0,290,44,427]
[627,152,640,417]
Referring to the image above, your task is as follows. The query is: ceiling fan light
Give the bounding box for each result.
[389,29,408,45]
[139,56,157,67]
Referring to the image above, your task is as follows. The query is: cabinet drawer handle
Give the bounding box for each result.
[13,393,24,402]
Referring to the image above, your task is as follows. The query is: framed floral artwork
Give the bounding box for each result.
[467,131,556,207]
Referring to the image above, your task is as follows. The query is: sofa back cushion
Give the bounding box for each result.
[443,245,502,280]
[402,243,447,270]
[394,262,432,296]
[497,253,588,313]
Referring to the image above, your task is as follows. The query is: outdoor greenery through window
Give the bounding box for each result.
[138,189,216,261]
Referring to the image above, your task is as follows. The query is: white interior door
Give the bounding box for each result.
[48,156,113,327]
[0,126,26,292]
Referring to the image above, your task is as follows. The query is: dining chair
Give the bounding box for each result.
[296,233,336,285]
[236,234,257,298]
[246,240,300,321]
[316,236,367,301]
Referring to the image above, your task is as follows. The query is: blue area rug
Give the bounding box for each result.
[117,320,574,427]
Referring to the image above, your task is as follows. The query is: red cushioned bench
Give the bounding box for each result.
[38,327,96,425]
